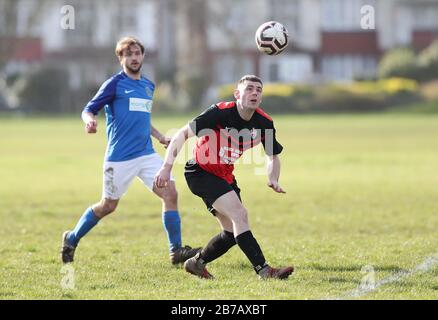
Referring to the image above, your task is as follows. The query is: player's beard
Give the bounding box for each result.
[126,62,142,74]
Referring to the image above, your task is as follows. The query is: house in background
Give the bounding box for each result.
[207,0,438,84]
[1,0,438,95]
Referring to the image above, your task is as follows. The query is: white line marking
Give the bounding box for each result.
[326,253,438,300]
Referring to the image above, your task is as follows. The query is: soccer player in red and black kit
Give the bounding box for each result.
[154,75,293,279]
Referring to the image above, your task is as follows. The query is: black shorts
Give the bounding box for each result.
[184,159,241,215]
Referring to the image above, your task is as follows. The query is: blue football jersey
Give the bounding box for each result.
[83,71,156,162]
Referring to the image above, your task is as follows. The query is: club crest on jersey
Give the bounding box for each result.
[145,87,154,98]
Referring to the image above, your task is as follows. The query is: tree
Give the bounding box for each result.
[174,0,209,109]
[0,0,18,70]
[417,40,438,81]
[0,0,50,70]
[378,48,417,79]
[15,67,70,113]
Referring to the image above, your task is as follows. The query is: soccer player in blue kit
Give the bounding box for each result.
[61,37,200,265]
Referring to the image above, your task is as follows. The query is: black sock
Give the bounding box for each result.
[200,231,236,263]
[235,230,267,273]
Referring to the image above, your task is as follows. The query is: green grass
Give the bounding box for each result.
[1,113,438,300]
[388,100,438,114]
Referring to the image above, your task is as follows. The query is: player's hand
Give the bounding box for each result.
[159,136,171,149]
[85,120,97,134]
[268,180,286,193]
[154,167,171,188]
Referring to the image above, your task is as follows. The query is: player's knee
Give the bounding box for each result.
[105,203,117,214]
[97,200,118,216]
[162,188,178,205]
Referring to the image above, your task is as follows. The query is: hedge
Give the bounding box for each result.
[217,78,420,113]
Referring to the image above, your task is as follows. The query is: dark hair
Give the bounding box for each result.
[115,36,145,58]
[238,75,263,86]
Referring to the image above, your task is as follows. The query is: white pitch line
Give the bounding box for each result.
[326,253,438,300]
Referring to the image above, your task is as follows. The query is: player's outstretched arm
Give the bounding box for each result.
[154,124,195,188]
[81,111,98,134]
[151,125,171,148]
[267,155,286,194]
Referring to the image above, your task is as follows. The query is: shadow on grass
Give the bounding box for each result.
[307,264,406,273]
[88,283,116,290]
[60,291,76,299]
[327,277,355,284]
[0,292,16,298]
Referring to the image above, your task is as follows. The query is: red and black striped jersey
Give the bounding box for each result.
[189,101,283,184]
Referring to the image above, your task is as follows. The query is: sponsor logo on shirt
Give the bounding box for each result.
[129,98,153,113]
[219,146,243,164]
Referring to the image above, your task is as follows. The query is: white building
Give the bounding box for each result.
[206,0,438,83]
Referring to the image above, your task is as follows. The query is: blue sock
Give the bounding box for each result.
[162,210,182,253]
[67,207,100,247]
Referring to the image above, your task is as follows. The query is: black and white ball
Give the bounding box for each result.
[255,21,289,55]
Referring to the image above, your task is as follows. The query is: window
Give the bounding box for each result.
[208,0,258,49]
[225,3,245,32]
[213,54,253,84]
[118,0,138,33]
[208,0,252,33]
[412,6,438,30]
[269,63,279,82]
[260,54,313,82]
[0,2,5,35]
[269,0,300,36]
[321,55,377,81]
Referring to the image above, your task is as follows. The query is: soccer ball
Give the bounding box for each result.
[255,21,289,55]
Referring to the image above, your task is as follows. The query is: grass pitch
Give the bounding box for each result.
[0,113,438,299]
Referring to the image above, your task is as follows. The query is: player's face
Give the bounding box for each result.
[120,44,144,74]
[235,81,263,110]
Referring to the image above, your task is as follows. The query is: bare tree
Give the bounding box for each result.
[0,0,50,70]
[174,0,209,108]
[0,0,19,70]
[155,0,177,83]
[207,0,261,80]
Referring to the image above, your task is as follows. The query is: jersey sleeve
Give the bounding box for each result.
[189,104,221,136]
[262,121,283,156]
[83,77,118,115]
